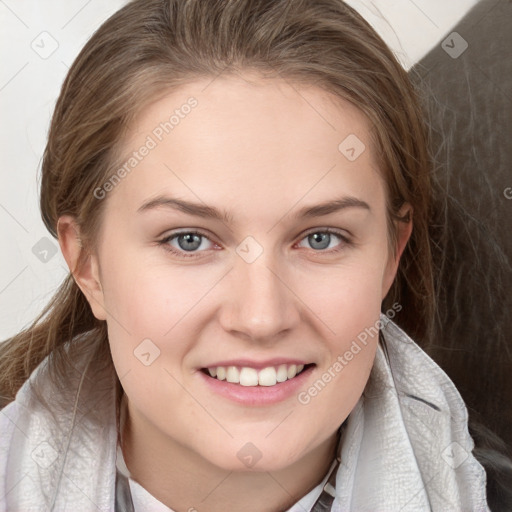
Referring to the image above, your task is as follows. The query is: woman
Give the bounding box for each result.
[0,0,493,510]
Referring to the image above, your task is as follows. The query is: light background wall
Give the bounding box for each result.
[0,0,480,339]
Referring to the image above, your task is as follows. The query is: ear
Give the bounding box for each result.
[381,204,413,299]
[57,215,107,321]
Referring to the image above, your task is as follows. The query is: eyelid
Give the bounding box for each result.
[300,226,352,241]
[294,227,352,253]
[159,229,218,256]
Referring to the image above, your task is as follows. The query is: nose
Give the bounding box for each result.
[218,251,301,344]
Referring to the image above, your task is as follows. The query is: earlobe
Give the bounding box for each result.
[381,204,413,299]
[57,215,107,321]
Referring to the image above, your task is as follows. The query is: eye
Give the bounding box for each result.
[158,227,352,259]
[158,230,216,258]
[296,228,351,253]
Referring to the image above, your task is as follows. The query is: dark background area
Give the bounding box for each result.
[409,0,512,508]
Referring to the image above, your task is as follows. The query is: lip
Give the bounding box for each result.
[201,358,309,370]
[197,364,315,406]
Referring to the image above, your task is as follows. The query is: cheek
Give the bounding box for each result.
[97,255,183,380]
[295,290,381,438]
[100,245,214,334]
[100,249,226,400]
[300,339,378,443]
[102,263,198,426]
[292,254,385,419]
[319,269,381,388]
[298,255,386,337]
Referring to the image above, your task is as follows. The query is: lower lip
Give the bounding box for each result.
[197,366,315,406]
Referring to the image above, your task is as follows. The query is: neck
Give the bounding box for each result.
[120,398,339,512]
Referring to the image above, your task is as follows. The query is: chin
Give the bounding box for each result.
[198,437,308,474]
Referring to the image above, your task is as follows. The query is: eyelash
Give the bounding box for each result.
[157,228,352,259]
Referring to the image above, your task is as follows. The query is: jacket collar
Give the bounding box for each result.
[332,316,489,510]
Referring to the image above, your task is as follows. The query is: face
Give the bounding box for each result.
[63,73,408,473]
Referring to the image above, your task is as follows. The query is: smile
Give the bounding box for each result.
[201,363,311,387]
[199,361,315,406]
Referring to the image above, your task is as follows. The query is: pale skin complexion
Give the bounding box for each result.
[58,72,412,512]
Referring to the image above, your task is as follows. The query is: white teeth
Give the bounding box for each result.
[287,364,297,379]
[226,366,239,383]
[239,367,259,386]
[276,364,288,383]
[206,363,307,387]
[258,367,277,386]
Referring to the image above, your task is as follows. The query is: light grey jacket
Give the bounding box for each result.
[0,316,490,511]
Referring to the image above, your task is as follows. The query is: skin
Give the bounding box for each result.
[58,72,412,512]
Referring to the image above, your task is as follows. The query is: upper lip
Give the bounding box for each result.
[201,358,311,370]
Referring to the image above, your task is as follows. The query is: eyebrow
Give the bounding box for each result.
[137,195,370,223]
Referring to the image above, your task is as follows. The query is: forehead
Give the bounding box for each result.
[106,73,385,219]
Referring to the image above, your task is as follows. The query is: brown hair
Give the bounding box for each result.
[0,0,432,411]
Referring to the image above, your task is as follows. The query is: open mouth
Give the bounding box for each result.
[200,363,314,387]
